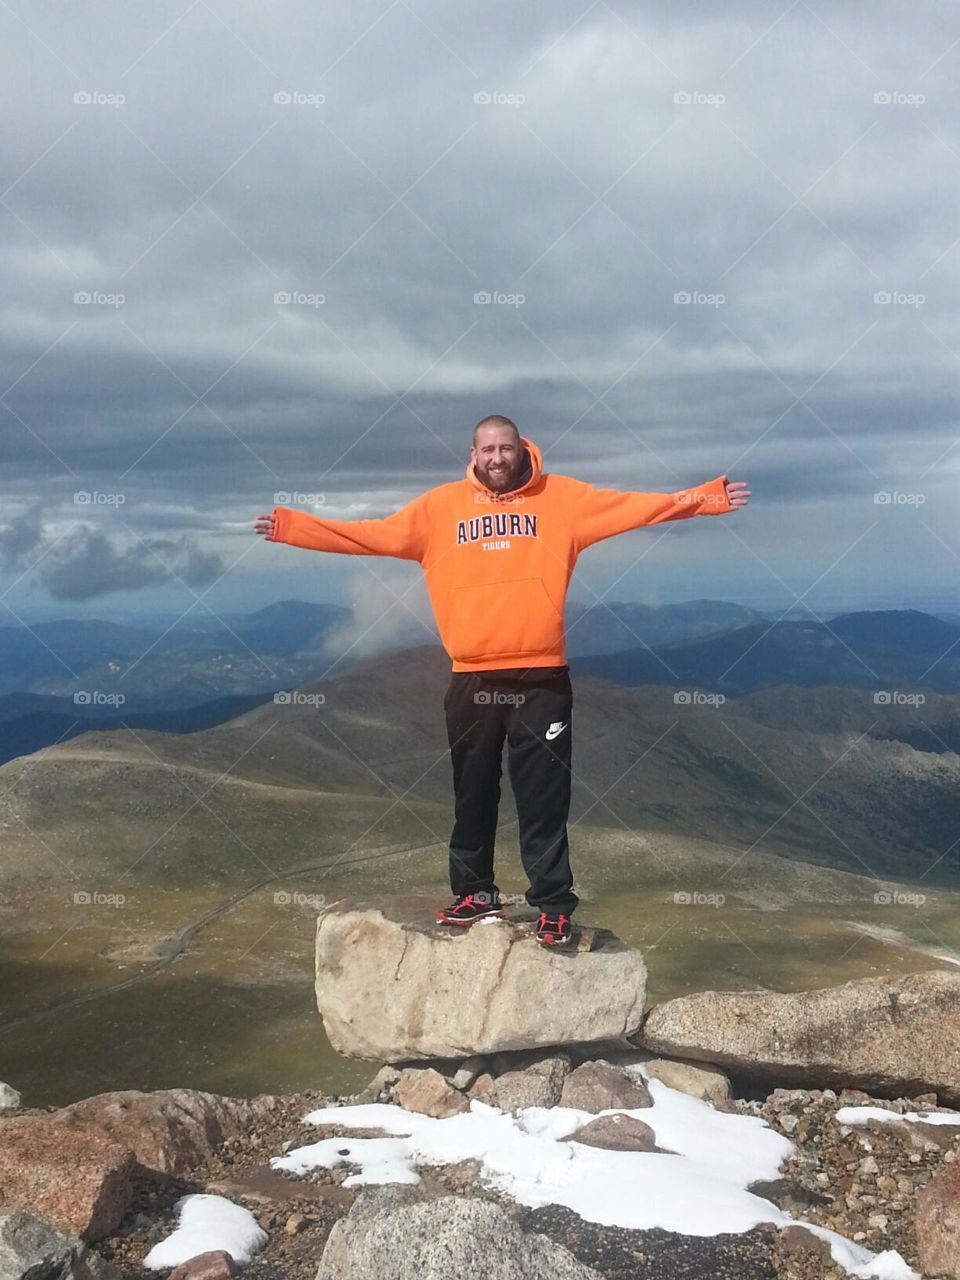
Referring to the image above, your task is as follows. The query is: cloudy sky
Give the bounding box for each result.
[1,0,957,631]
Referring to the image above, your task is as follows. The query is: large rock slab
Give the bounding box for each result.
[315,1184,602,1279]
[639,970,960,1104]
[314,895,647,1060]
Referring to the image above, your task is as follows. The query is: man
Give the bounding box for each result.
[254,417,749,946]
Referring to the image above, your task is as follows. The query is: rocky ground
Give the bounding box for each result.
[90,1074,955,1280]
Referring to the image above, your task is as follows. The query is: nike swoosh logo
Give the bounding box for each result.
[545,722,567,740]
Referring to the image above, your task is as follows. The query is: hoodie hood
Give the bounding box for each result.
[466,435,543,499]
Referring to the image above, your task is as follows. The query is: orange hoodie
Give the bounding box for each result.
[271,437,733,672]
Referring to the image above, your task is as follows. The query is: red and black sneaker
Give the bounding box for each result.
[535,911,573,946]
[436,891,504,926]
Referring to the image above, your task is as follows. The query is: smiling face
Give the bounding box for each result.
[471,423,523,493]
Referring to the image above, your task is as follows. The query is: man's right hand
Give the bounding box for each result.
[253,512,277,540]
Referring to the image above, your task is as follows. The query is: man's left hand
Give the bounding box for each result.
[723,479,750,510]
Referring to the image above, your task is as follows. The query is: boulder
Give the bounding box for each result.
[467,1073,494,1100]
[314,895,646,1060]
[168,1249,238,1280]
[451,1056,487,1090]
[354,1066,401,1104]
[488,1055,571,1112]
[567,1113,658,1152]
[393,1069,469,1118]
[58,1088,277,1176]
[0,1114,135,1243]
[0,1088,275,1243]
[916,1159,960,1277]
[599,1050,733,1107]
[315,1184,602,1279]
[642,1058,732,1106]
[559,1061,652,1113]
[0,1205,121,1279]
[639,970,960,1103]
[0,1083,20,1112]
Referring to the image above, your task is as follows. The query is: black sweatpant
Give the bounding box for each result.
[443,667,578,916]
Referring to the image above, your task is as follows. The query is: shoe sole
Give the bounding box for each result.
[436,909,505,926]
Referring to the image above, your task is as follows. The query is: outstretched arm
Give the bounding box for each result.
[253,493,430,563]
[571,474,749,551]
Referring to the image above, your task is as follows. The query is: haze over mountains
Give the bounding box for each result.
[1,622,958,893]
[3,599,959,767]
[574,610,960,695]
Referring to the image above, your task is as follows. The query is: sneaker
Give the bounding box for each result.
[436,891,504,926]
[535,911,573,946]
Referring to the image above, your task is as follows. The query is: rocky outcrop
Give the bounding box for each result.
[0,1088,277,1243]
[315,1184,603,1279]
[314,895,646,1060]
[639,969,960,1104]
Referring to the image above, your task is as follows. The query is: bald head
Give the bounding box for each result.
[472,414,519,447]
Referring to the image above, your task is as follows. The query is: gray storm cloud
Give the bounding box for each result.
[40,528,223,601]
[0,507,224,601]
[1,1,956,609]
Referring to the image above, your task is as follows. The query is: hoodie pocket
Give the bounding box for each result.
[442,577,564,663]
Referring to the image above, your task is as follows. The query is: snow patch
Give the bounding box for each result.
[143,1193,267,1269]
[836,1104,960,1127]
[270,1078,919,1279]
